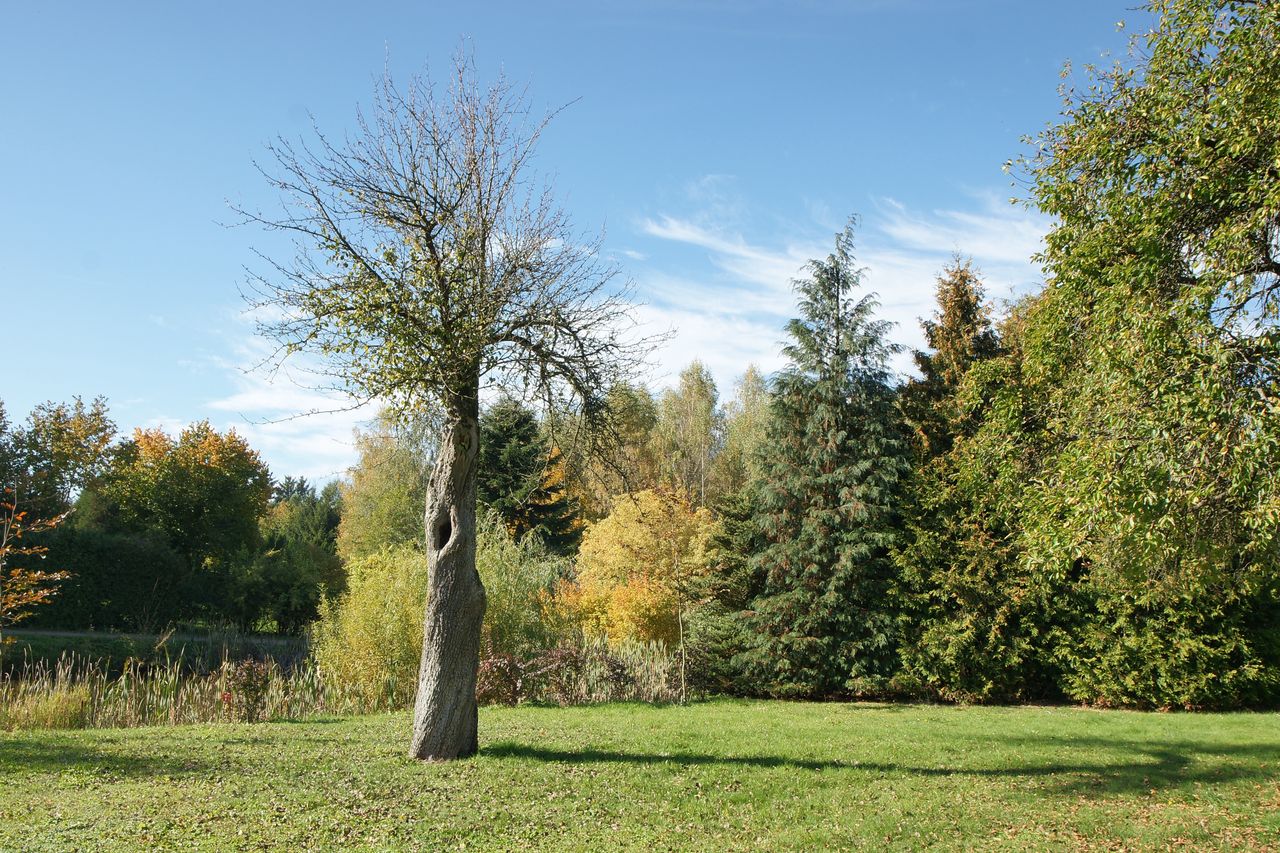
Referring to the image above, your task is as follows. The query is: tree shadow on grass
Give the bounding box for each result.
[481,734,1280,799]
[0,723,352,779]
[996,733,1280,796]
[0,738,219,780]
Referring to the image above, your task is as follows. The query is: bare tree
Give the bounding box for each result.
[240,56,649,760]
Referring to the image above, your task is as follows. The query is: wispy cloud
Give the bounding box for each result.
[630,188,1048,390]
[875,192,1048,269]
[205,331,377,483]
[640,215,818,296]
[139,414,188,436]
[632,301,789,392]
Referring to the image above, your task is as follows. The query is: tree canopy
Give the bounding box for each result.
[244,56,651,759]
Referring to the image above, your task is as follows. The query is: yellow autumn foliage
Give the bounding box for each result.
[564,489,717,646]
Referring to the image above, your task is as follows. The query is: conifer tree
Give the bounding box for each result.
[899,258,1000,458]
[891,262,1045,703]
[688,485,769,695]
[477,397,581,555]
[742,224,909,698]
[892,301,1066,703]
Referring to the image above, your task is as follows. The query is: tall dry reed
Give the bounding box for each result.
[0,652,379,731]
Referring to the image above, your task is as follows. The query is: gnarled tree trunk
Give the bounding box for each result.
[409,400,487,760]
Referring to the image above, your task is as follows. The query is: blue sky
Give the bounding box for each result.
[3,1,1146,482]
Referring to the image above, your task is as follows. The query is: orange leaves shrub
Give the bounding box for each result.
[0,487,70,642]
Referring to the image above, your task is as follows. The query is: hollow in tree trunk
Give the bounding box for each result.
[409,402,487,760]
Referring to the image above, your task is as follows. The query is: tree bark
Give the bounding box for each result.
[409,399,486,761]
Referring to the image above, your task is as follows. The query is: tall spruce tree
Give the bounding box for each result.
[477,398,581,555]
[899,258,1001,459]
[688,485,769,695]
[742,224,909,698]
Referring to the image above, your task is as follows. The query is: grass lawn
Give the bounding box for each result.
[1,700,1278,851]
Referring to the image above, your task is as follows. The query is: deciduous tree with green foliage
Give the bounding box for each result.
[0,396,117,521]
[336,412,434,562]
[97,422,272,571]
[710,365,771,498]
[892,0,1280,710]
[651,361,722,506]
[244,57,649,758]
[742,224,910,698]
[83,421,273,623]
[245,478,344,634]
[1012,0,1280,708]
[21,396,116,517]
